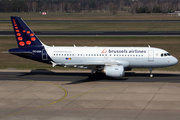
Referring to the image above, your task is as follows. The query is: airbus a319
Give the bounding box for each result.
[8,16,178,78]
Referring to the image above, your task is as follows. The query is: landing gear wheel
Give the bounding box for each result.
[149,68,153,78]
[150,74,153,78]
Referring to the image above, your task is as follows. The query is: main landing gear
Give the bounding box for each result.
[149,68,153,78]
[88,69,103,79]
[88,73,97,79]
[89,69,97,79]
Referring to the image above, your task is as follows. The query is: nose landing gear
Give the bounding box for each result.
[149,68,153,78]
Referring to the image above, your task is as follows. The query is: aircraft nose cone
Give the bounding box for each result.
[172,57,178,65]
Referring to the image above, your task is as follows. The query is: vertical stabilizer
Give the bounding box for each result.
[11,16,43,48]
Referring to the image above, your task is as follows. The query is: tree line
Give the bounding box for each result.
[0,0,180,14]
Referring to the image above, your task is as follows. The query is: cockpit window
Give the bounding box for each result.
[167,53,170,56]
[161,53,171,57]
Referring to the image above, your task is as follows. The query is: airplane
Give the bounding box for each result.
[8,16,178,78]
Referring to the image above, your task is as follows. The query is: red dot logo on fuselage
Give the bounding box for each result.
[23,30,26,33]
[27,31,30,34]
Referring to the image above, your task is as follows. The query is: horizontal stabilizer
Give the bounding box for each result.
[8,51,32,54]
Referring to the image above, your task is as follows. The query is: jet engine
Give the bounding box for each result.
[104,65,125,78]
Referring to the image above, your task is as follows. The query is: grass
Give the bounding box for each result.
[0,12,180,20]
[1,22,180,31]
[0,36,180,71]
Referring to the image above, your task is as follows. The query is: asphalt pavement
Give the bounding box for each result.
[0,70,180,120]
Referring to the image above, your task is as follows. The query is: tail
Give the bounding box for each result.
[11,16,43,48]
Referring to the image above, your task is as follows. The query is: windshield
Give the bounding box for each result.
[161,53,171,57]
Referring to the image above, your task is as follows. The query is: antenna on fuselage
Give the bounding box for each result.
[148,45,151,48]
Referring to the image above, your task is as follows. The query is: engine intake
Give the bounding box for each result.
[104,65,125,78]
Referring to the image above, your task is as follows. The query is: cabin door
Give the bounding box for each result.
[148,50,154,62]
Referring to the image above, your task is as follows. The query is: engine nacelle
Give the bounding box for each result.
[104,65,125,78]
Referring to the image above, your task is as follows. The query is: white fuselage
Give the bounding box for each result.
[45,46,178,69]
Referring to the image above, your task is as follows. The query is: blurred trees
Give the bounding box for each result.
[0,0,180,14]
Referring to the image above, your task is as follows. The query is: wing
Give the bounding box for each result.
[52,60,129,69]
